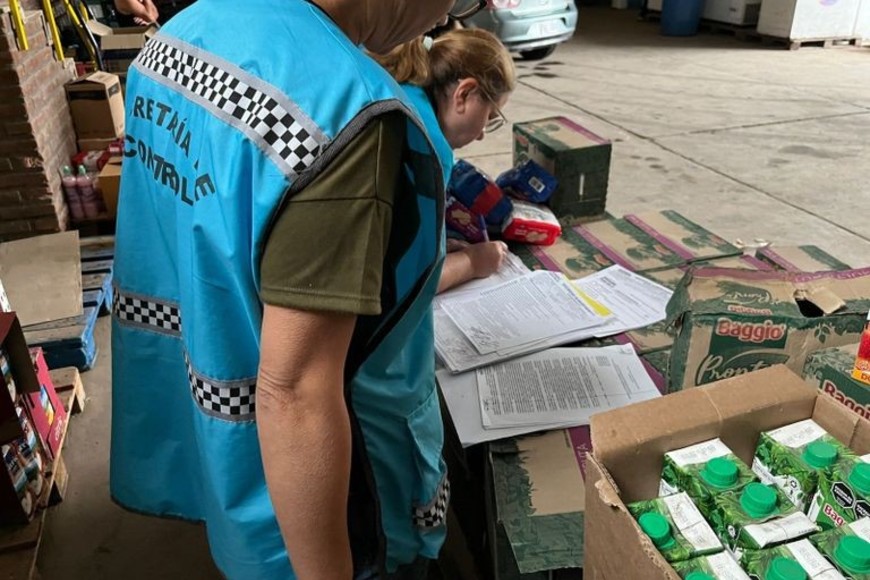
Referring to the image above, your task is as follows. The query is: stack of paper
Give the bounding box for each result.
[438,345,662,447]
[435,268,613,373]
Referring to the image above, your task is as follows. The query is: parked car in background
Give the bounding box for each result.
[462,0,579,60]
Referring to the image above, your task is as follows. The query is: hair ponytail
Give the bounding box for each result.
[371,37,431,86]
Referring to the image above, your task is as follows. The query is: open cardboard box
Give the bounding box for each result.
[584,365,870,580]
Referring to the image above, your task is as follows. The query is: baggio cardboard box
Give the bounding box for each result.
[756,245,852,273]
[804,343,868,420]
[65,71,125,140]
[584,365,870,580]
[512,117,612,224]
[666,267,870,391]
[624,211,742,264]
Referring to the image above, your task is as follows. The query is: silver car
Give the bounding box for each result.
[462,0,578,60]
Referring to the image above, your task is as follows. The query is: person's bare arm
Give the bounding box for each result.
[113,0,159,24]
[437,241,508,294]
[257,304,356,580]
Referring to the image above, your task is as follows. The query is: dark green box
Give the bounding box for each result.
[513,117,612,224]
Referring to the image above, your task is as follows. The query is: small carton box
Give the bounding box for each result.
[808,453,870,530]
[584,365,870,580]
[512,117,612,224]
[659,438,758,519]
[0,313,40,445]
[753,419,856,512]
[671,552,749,579]
[809,517,870,578]
[23,348,67,460]
[666,267,870,392]
[757,245,852,273]
[804,344,869,420]
[740,539,847,579]
[65,71,125,140]
[574,218,686,273]
[98,156,123,218]
[628,492,723,563]
[624,211,742,264]
[710,482,817,552]
[86,21,156,74]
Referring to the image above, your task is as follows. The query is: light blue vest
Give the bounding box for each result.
[110,1,447,577]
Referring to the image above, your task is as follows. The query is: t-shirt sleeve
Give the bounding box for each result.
[259,112,406,315]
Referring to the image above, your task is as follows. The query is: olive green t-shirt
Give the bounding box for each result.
[259,113,406,315]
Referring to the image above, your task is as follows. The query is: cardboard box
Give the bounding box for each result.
[488,429,587,578]
[0,313,40,445]
[23,349,67,460]
[526,225,616,278]
[666,267,870,392]
[98,156,122,218]
[574,218,685,273]
[65,71,125,139]
[624,211,742,264]
[512,117,611,224]
[78,136,121,153]
[584,365,870,580]
[86,21,156,74]
[644,255,773,290]
[757,245,852,273]
[856,0,870,39]
[804,343,868,420]
[758,0,861,40]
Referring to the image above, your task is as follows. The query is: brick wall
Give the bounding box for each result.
[0,9,76,241]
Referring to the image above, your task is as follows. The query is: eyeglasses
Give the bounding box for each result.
[449,0,487,19]
[478,85,508,133]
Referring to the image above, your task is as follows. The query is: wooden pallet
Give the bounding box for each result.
[0,382,80,579]
[763,36,864,50]
[80,236,115,317]
[22,307,100,371]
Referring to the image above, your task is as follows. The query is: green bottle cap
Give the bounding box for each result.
[740,483,778,518]
[638,512,675,550]
[802,440,838,469]
[848,462,870,495]
[685,573,715,580]
[765,557,807,580]
[834,535,870,574]
[701,456,739,489]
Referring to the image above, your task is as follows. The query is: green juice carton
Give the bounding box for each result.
[672,552,751,579]
[661,438,759,519]
[809,517,870,579]
[741,539,847,580]
[753,419,856,512]
[711,482,819,554]
[629,492,723,563]
[809,454,870,530]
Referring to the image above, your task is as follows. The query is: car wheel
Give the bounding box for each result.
[519,45,557,61]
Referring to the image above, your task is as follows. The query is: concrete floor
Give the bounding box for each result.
[36,7,870,579]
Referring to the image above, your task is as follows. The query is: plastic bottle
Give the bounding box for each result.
[853,309,870,385]
[76,165,101,218]
[61,165,85,221]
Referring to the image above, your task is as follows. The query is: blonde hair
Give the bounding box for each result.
[373,28,517,101]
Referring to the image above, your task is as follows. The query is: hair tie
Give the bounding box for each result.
[422,36,434,52]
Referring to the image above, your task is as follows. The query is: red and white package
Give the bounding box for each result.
[501,200,562,246]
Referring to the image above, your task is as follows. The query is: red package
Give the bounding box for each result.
[502,200,562,246]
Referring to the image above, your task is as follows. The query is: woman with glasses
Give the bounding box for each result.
[374,27,517,293]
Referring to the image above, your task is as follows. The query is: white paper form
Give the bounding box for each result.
[571,265,673,337]
[436,368,578,447]
[445,251,530,297]
[477,345,661,429]
[442,271,607,355]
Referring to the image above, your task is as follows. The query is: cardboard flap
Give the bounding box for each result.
[85,19,113,37]
[800,286,846,315]
[813,395,869,454]
[591,365,817,501]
